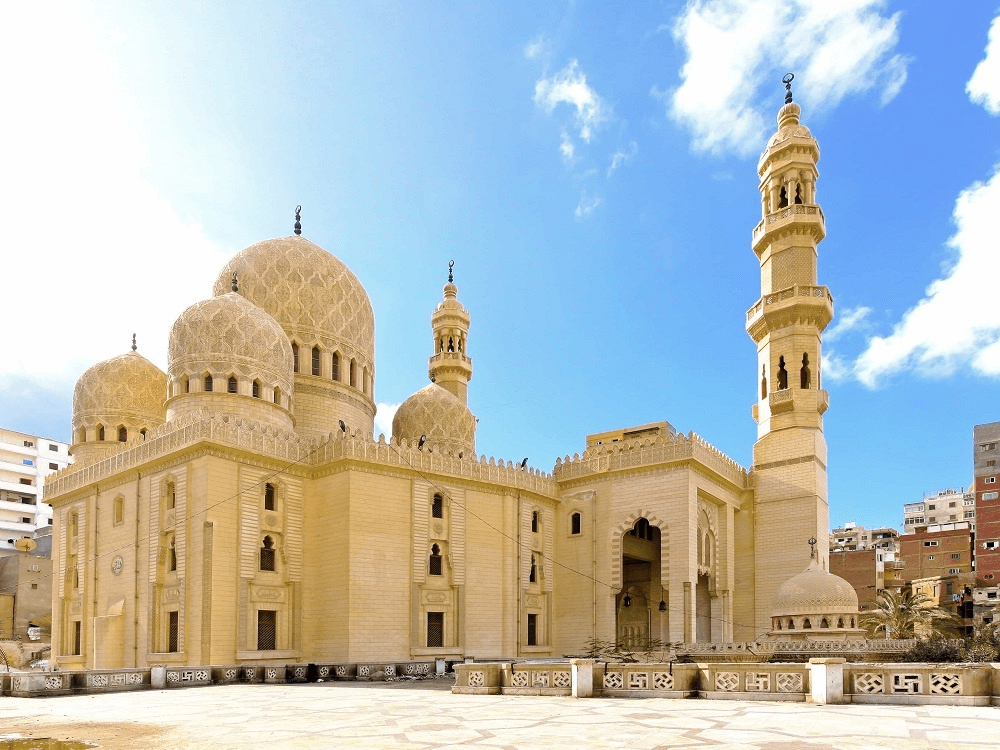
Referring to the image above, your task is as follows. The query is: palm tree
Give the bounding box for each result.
[860,588,960,639]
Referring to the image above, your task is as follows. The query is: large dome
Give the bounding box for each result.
[72,350,167,447]
[392,383,476,456]
[168,292,294,393]
[212,235,375,365]
[771,558,859,618]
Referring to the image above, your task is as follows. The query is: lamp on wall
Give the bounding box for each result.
[623,593,631,607]
[339,420,346,433]
[418,435,427,449]
[658,587,667,612]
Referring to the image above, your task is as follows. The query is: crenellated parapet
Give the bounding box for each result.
[47,407,556,501]
[553,430,749,489]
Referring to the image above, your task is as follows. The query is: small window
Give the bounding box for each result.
[928,555,935,560]
[97,424,105,441]
[429,544,442,576]
[982,443,996,451]
[951,553,961,559]
[949,502,957,508]
[350,359,356,387]
[529,554,536,583]
[114,496,124,525]
[21,516,31,524]
[988,477,997,484]
[987,573,996,580]
[204,375,213,392]
[949,568,960,574]
[48,444,58,451]
[49,462,58,470]
[292,342,299,373]
[260,536,275,571]
[312,346,321,376]
[527,613,537,646]
[332,352,340,381]
[531,511,538,533]
[252,380,260,398]
[73,621,82,655]
[273,386,281,405]
[118,426,127,442]
[989,460,997,467]
[983,492,999,501]
[19,478,31,485]
[427,611,443,648]
[264,483,276,511]
[984,541,999,550]
[924,541,939,547]
[168,611,179,653]
[431,493,443,519]
[31,583,38,590]
[22,459,33,466]
[168,540,177,572]
[257,609,277,651]
[167,482,176,510]
[571,512,581,535]
[227,376,238,394]
[23,440,34,447]
[928,504,936,510]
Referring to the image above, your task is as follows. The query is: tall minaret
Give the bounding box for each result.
[429,260,473,403]
[746,75,833,636]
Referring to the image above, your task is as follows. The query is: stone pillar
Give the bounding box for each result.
[808,657,846,705]
[151,665,166,690]
[570,659,594,698]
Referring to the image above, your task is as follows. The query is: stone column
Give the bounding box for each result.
[570,659,594,698]
[808,657,846,705]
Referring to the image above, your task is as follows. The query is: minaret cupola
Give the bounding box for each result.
[429,260,473,403]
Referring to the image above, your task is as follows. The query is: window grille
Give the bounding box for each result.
[571,512,581,535]
[260,536,275,571]
[264,484,275,511]
[431,494,443,519]
[257,610,277,650]
[527,614,537,646]
[312,347,320,376]
[429,544,442,576]
[427,612,443,647]
[168,611,179,653]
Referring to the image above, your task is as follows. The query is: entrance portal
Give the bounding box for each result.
[617,518,665,646]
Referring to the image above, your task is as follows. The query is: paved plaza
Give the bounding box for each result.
[1,678,999,749]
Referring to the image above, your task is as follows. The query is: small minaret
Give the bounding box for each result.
[429,260,473,402]
[745,75,833,638]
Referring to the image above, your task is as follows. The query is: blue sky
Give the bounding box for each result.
[1,1,998,532]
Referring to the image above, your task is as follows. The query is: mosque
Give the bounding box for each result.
[45,86,858,670]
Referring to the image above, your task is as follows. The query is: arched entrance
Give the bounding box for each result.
[616,518,666,646]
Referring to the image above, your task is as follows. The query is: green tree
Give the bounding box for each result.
[860,588,961,639]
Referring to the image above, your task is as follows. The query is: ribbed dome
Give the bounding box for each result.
[392,383,476,456]
[771,558,859,618]
[168,292,293,393]
[212,235,375,365]
[72,351,167,436]
[766,102,814,149]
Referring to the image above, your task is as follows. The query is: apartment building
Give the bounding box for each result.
[974,422,1000,583]
[899,526,974,582]
[903,487,976,535]
[0,427,71,551]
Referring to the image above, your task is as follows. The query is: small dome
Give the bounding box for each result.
[72,351,167,439]
[212,235,375,366]
[167,292,293,393]
[771,558,859,618]
[392,383,476,456]
[766,103,814,149]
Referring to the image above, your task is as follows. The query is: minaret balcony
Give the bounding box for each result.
[767,387,829,415]
[429,351,472,367]
[746,284,833,341]
[752,203,825,255]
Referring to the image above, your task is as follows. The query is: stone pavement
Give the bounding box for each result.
[1,677,999,749]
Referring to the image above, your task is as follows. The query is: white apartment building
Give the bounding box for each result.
[903,487,976,534]
[0,427,72,550]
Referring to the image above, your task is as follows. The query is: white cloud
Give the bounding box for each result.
[825,305,872,342]
[666,0,909,155]
[853,167,1000,387]
[0,5,229,393]
[534,59,607,143]
[968,13,1000,115]
[524,36,547,60]
[374,402,401,439]
[559,130,576,162]
[607,141,638,177]
[574,194,603,220]
[821,351,851,383]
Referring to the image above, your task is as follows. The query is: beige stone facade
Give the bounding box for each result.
[45,96,834,669]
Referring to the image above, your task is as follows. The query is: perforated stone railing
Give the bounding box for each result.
[746,284,833,322]
[701,663,809,700]
[752,204,825,243]
[846,663,993,706]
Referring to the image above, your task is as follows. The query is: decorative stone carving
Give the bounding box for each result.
[652,672,673,690]
[776,673,803,693]
[854,673,883,694]
[72,351,167,441]
[930,674,961,695]
[715,672,739,692]
[510,671,528,687]
[891,674,921,694]
[746,672,770,692]
[469,670,485,687]
[603,671,623,689]
[552,671,571,688]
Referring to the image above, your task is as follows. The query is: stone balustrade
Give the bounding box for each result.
[752,203,825,243]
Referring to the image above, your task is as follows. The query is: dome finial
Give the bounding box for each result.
[231,272,239,293]
[808,536,817,560]
[782,72,795,104]
[448,259,454,283]
[131,333,137,352]
[294,205,302,236]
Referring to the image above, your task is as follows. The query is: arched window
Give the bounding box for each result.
[350,359,356,387]
[168,537,177,572]
[332,352,340,381]
[97,424,105,441]
[630,518,653,541]
[529,554,537,583]
[227,376,238,394]
[800,353,811,389]
[794,184,803,204]
[431,493,443,519]
[777,357,788,390]
[571,512,581,535]
[531,511,538,533]
[273,386,281,405]
[264,483,275,511]
[292,342,299,373]
[260,535,275,571]
[761,365,767,399]
[311,346,320,376]
[429,544,442,576]
[182,375,189,393]
[166,481,176,510]
[778,185,788,208]
[457,337,463,353]
[252,380,260,398]
[788,619,795,629]
[820,618,829,628]
[776,620,782,630]
[114,496,124,525]
[204,374,213,392]
[140,428,148,439]
[850,617,856,628]
[803,618,812,629]
[363,366,369,396]
[837,618,844,628]
[448,336,455,352]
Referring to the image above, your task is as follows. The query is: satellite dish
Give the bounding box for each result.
[14,538,37,553]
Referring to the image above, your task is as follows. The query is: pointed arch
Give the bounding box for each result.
[609,510,668,593]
